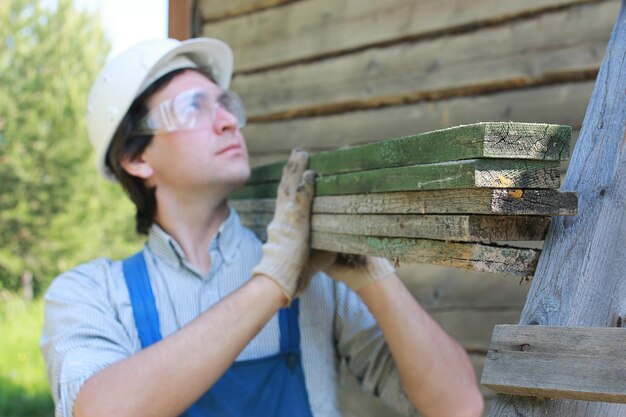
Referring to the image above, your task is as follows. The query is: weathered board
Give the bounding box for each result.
[246,122,570,184]
[243,82,593,156]
[232,159,561,198]
[488,1,626,415]
[243,226,539,276]
[482,325,626,403]
[313,214,550,242]
[230,189,578,216]
[312,233,539,277]
[233,2,615,119]
[239,212,550,242]
[199,0,603,72]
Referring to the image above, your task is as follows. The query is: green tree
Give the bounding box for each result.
[0,0,141,293]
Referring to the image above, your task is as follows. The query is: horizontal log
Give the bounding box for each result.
[239,212,550,242]
[398,264,530,310]
[247,122,570,184]
[243,82,593,155]
[229,189,578,216]
[233,1,615,119]
[198,0,297,22]
[200,0,601,72]
[482,325,626,403]
[431,310,523,353]
[232,159,561,198]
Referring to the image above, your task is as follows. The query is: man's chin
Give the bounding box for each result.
[224,169,251,189]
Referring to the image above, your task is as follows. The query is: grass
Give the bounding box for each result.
[0,291,54,417]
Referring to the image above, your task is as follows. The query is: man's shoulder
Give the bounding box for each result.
[45,257,123,300]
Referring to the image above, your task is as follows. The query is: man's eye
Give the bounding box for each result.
[190,92,212,109]
[189,100,202,111]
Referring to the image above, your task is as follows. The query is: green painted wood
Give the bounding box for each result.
[240,226,539,276]
[229,189,578,216]
[312,233,540,277]
[247,122,570,185]
[233,159,561,198]
[317,158,560,195]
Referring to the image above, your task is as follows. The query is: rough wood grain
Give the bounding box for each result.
[232,2,616,119]
[488,1,626,415]
[199,0,601,72]
[313,233,540,277]
[230,189,578,216]
[239,212,550,242]
[482,325,626,403]
[312,214,550,242]
[248,128,581,172]
[246,122,570,184]
[242,226,539,276]
[232,159,561,198]
[243,82,593,155]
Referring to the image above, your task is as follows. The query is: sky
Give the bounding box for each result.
[43,0,169,60]
[75,0,169,59]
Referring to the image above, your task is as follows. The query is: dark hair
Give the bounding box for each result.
[105,67,215,235]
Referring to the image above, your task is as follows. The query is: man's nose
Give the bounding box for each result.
[213,106,239,133]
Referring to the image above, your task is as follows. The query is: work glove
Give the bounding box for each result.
[306,251,396,292]
[252,148,315,305]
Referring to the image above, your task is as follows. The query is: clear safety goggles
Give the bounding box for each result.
[131,87,246,136]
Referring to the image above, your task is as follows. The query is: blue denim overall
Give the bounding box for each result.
[122,252,315,417]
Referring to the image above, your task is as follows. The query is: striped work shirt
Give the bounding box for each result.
[40,207,416,417]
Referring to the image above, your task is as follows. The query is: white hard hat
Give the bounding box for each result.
[86,37,233,181]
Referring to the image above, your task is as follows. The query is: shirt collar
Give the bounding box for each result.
[147,206,244,268]
[214,205,244,265]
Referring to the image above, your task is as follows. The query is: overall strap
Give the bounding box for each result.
[278,299,301,352]
[122,251,163,348]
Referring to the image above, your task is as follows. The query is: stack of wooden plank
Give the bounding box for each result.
[229,122,578,278]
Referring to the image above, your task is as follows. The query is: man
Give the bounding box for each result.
[41,37,483,417]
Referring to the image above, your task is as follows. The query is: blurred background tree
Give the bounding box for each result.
[0,0,141,295]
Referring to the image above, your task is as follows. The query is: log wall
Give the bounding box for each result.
[191,1,620,415]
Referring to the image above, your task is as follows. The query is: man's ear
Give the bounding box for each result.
[120,151,155,181]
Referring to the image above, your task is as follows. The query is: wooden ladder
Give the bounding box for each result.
[480,1,626,414]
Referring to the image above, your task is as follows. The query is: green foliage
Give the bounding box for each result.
[0,292,53,417]
[0,0,142,292]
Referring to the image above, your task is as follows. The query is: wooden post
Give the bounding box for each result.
[487,1,626,415]
[21,270,33,301]
[168,0,194,40]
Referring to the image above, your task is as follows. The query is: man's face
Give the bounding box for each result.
[139,70,251,194]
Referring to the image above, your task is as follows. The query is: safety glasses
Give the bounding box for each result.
[131,87,246,136]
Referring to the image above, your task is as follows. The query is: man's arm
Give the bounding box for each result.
[74,274,285,417]
[358,273,484,417]
[321,254,483,417]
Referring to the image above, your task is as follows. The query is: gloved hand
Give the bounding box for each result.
[252,149,315,304]
[305,251,396,292]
